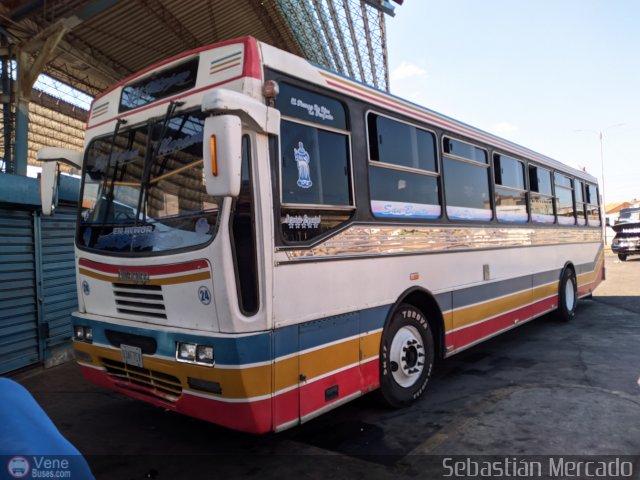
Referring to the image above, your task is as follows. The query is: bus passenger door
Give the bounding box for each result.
[298,313,360,423]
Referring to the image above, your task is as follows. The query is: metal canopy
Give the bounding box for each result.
[1,0,398,96]
[0,0,401,174]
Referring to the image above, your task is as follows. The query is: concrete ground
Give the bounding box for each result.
[10,253,640,479]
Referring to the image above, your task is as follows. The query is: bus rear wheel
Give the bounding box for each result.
[556,267,577,322]
[618,254,628,262]
[379,304,434,408]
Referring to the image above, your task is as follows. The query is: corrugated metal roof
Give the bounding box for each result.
[0,0,305,96]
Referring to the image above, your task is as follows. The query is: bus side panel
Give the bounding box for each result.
[271,306,388,428]
[72,316,276,434]
[272,325,300,430]
[577,248,605,296]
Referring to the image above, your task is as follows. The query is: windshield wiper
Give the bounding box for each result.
[135,100,184,226]
[99,118,127,225]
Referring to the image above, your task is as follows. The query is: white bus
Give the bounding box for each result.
[58,36,603,434]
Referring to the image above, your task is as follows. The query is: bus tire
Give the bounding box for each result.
[379,304,434,408]
[556,267,577,322]
[618,254,628,262]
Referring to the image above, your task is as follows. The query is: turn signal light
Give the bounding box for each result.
[209,135,218,177]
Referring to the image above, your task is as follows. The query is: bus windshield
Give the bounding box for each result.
[77,110,221,254]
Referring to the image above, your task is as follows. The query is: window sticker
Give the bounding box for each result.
[275,83,347,130]
[290,96,334,122]
[446,206,493,221]
[371,200,441,219]
[557,216,576,226]
[294,141,313,189]
[532,213,555,223]
[284,214,322,229]
[496,209,528,223]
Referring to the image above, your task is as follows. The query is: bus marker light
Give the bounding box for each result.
[73,326,93,343]
[262,80,279,98]
[410,273,420,281]
[209,135,218,176]
[74,325,85,341]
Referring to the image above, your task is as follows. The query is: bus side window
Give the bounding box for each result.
[585,184,601,226]
[442,137,492,221]
[230,135,259,315]
[494,154,527,223]
[529,165,555,224]
[575,181,587,226]
[554,172,576,226]
[367,113,441,220]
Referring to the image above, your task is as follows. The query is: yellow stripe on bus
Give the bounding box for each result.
[78,268,211,285]
[75,342,273,399]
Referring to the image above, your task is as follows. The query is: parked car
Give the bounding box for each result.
[615,207,640,225]
[611,222,640,261]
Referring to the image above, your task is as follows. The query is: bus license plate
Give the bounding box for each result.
[121,344,143,368]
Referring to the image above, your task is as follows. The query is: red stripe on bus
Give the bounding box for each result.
[578,264,605,297]
[80,366,273,434]
[87,79,241,130]
[92,37,260,103]
[79,258,209,276]
[299,365,362,418]
[273,389,299,429]
[447,295,558,351]
[324,78,544,166]
[87,36,262,129]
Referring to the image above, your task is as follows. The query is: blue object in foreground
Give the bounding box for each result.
[0,378,94,479]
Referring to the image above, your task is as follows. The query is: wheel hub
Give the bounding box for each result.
[389,326,425,388]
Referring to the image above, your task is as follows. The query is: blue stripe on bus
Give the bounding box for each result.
[210,51,241,66]
[272,305,389,358]
[74,305,391,366]
[74,316,271,365]
[73,251,601,367]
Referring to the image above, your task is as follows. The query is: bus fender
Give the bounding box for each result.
[383,287,446,360]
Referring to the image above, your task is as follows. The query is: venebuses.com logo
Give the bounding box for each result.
[7,456,30,478]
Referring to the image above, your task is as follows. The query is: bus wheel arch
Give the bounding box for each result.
[556,263,577,322]
[378,288,443,408]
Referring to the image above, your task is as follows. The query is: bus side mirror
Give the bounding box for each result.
[40,161,60,216]
[37,147,82,216]
[202,115,242,197]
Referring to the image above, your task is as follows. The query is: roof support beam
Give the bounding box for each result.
[342,0,365,83]
[137,0,201,49]
[11,0,119,175]
[14,21,67,175]
[311,0,346,75]
[360,1,378,88]
[326,0,355,79]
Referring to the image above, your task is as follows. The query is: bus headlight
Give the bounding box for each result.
[196,345,214,365]
[177,342,196,362]
[176,342,214,366]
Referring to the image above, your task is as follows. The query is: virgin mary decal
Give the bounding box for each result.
[294,141,312,188]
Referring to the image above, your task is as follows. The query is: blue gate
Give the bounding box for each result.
[0,175,79,374]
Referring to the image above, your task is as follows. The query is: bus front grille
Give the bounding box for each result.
[112,283,167,319]
[101,357,182,404]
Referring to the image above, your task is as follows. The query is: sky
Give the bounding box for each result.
[385,0,639,205]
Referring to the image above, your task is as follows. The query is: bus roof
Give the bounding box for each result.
[88,36,598,185]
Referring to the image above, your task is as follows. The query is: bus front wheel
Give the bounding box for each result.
[379,304,434,408]
[556,267,577,322]
[618,254,628,262]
